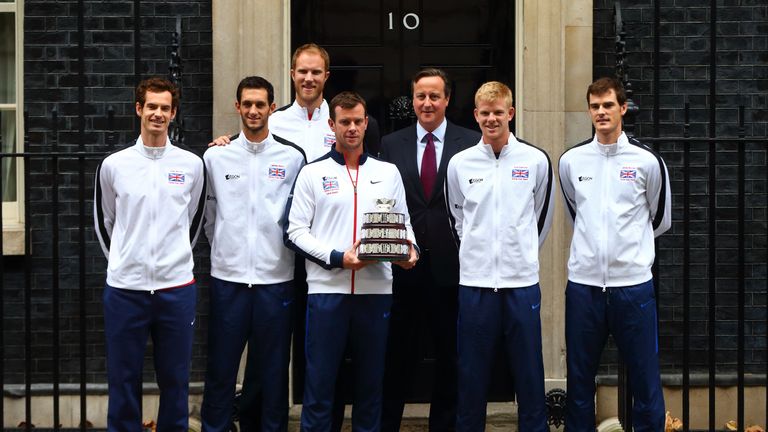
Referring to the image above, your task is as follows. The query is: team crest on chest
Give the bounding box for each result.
[619,167,637,181]
[511,166,529,180]
[168,170,186,184]
[324,134,336,148]
[322,176,339,194]
[268,164,286,180]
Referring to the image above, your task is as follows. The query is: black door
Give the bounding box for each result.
[291,0,516,404]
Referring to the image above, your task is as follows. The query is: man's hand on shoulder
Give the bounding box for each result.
[393,241,418,270]
[208,135,233,147]
[343,240,371,270]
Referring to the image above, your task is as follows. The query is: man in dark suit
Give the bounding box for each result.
[379,68,481,432]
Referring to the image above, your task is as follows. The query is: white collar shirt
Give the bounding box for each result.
[416,119,447,175]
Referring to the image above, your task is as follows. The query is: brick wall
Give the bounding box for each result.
[593,0,767,377]
[8,0,213,385]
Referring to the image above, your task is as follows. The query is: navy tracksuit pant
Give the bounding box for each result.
[201,278,294,432]
[103,283,197,432]
[301,293,392,432]
[456,284,548,432]
[565,279,665,432]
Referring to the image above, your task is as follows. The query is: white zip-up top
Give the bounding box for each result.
[445,134,554,289]
[284,148,417,295]
[559,132,671,287]
[204,132,306,285]
[94,137,206,291]
[270,100,336,163]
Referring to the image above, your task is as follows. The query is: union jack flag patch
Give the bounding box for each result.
[168,172,185,184]
[268,164,286,179]
[324,134,336,148]
[322,176,339,194]
[511,168,529,180]
[620,168,637,181]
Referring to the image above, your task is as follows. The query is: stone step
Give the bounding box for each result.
[287,403,521,431]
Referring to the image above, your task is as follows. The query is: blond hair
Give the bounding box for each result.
[291,43,330,71]
[474,81,513,108]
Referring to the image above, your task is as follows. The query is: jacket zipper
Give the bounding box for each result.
[149,157,158,292]
[600,151,610,290]
[493,151,501,290]
[345,159,360,294]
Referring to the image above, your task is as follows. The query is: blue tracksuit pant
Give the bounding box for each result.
[564,279,665,432]
[201,278,294,432]
[301,293,392,432]
[456,284,548,432]
[103,283,197,432]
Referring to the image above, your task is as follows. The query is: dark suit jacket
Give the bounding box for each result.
[380,121,480,286]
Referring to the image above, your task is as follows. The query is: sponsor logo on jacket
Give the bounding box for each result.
[322,176,339,194]
[469,177,484,185]
[268,164,286,180]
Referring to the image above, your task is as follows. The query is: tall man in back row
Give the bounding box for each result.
[559,77,671,432]
[379,68,480,432]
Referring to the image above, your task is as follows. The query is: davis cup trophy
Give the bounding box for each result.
[358,198,410,261]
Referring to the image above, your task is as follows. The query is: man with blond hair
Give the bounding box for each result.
[445,81,554,431]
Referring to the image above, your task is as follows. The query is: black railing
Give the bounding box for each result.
[614,1,768,431]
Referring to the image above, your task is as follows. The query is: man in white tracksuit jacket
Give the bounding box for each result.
[201,76,306,432]
[94,77,206,432]
[284,92,418,432]
[445,81,554,432]
[559,77,671,432]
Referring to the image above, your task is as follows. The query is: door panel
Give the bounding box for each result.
[292,0,516,404]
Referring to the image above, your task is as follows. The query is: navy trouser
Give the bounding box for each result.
[201,278,294,432]
[456,284,547,432]
[301,293,392,432]
[103,283,197,432]
[564,279,665,432]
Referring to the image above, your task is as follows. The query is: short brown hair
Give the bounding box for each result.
[474,81,513,108]
[291,43,330,71]
[135,77,179,110]
[329,91,367,120]
[411,68,451,98]
[586,77,627,106]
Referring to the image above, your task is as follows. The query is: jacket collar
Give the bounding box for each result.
[236,131,272,153]
[591,131,628,156]
[292,99,330,122]
[134,136,173,160]
[328,146,369,166]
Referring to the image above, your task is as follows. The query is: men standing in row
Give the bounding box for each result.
[379,68,479,432]
[94,77,206,431]
[445,81,554,432]
[284,91,418,432]
[559,77,670,432]
[201,76,305,432]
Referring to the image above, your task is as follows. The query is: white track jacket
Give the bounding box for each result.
[271,100,336,163]
[445,135,555,289]
[559,132,671,287]
[204,132,306,285]
[284,148,417,295]
[94,138,206,290]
